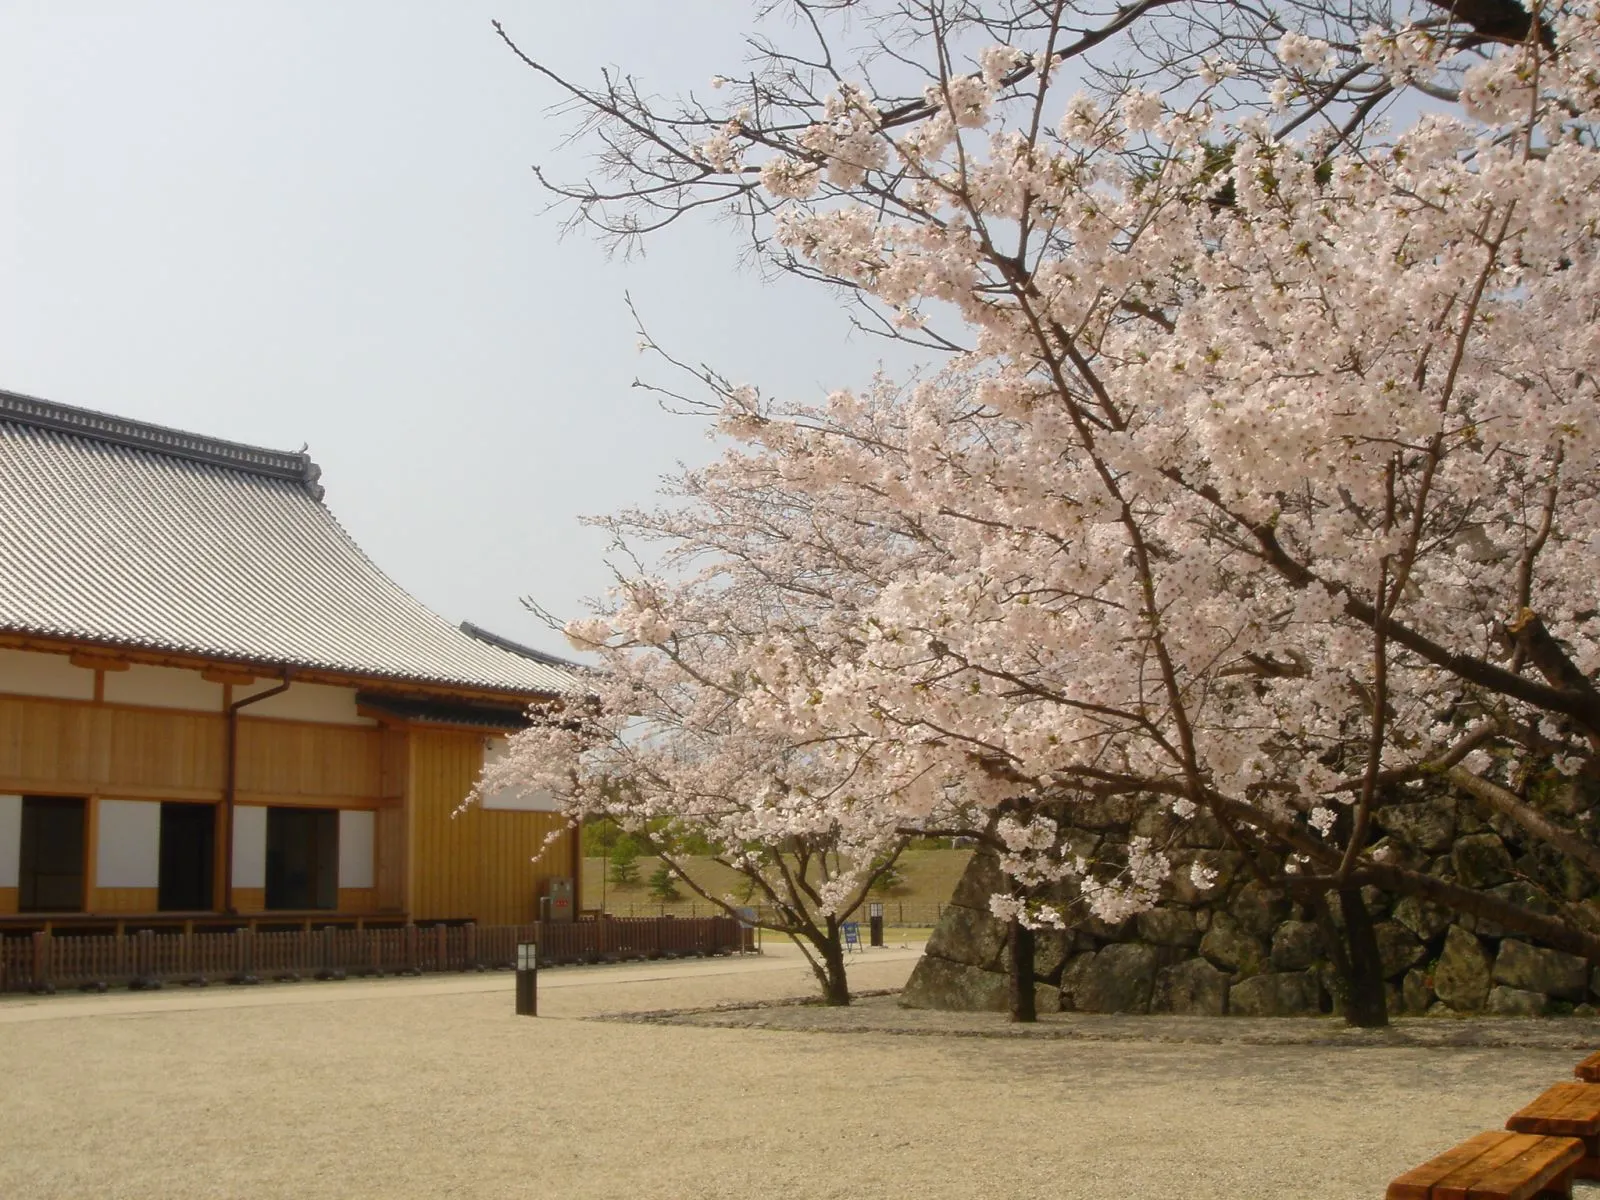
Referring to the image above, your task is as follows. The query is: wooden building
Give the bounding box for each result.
[0,389,584,927]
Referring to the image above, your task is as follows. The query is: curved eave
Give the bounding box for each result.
[0,629,577,708]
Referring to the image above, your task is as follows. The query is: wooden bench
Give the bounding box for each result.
[1506,1082,1600,1178]
[1573,1050,1600,1083]
[1386,1130,1584,1199]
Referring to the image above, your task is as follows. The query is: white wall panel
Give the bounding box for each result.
[234,682,376,726]
[0,648,94,700]
[0,795,21,888]
[477,737,561,811]
[232,805,267,889]
[103,663,223,711]
[338,810,375,889]
[96,799,162,888]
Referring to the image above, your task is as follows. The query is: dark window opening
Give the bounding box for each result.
[158,802,216,912]
[265,807,338,911]
[19,796,86,913]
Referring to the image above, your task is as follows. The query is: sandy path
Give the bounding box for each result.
[0,943,1590,1199]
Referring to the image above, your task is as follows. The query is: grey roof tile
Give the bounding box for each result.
[0,389,585,697]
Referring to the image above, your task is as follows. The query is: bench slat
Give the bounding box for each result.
[1433,1133,1553,1199]
[1508,1084,1600,1137]
[1389,1132,1585,1200]
[1464,1135,1583,1200]
[1574,1051,1600,1084]
[1389,1133,1531,1199]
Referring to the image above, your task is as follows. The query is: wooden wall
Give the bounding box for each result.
[235,720,382,806]
[0,684,572,923]
[0,695,223,799]
[0,693,384,808]
[94,888,160,914]
[406,729,571,925]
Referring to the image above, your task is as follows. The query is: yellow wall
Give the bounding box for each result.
[406,730,572,925]
[0,693,384,808]
[1,667,572,923]
[93,887,160,913]
[338,887,378,913]
[235,719,382,806]
[0,695,223,799]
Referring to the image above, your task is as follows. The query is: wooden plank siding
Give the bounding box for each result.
[93,887,160,913]
[337,888,378,914]
[375,803,405,912]
[406,729,569,925]
[0,694,384,808]
[0,688,573,923]
[0,694,222,798]
[234,718,382,804]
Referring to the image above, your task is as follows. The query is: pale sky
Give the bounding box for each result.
[0,2,926,660]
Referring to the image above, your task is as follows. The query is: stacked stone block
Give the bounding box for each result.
[902,776,1600,1017]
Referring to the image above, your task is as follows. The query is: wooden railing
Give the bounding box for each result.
[0,916,755,994]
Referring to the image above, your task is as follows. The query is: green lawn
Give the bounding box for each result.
[581,846,972,926]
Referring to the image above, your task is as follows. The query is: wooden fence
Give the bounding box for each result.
[606,900,950,927]
[0,917,754,994]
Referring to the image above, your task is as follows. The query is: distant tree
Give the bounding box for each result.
[607,839,640,887]
[582,817,621,858]
[869,861,907,896]
[647,863,683,903]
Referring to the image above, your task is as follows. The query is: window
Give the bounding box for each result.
[264,807,338,910]
[19,796,85,913]
[158,802,216,912]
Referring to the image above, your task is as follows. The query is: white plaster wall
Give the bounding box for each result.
[234,681,376,726]
[0,795,21,888]
[0,648,94,700]
[477,737,561,812]
[96,799,162,888]
[103,663,224,711]
[338,810,375,889]
[232,805,267,889]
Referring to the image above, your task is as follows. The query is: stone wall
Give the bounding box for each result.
[901,781,1600,1018]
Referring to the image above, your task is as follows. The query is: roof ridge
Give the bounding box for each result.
[459,621,586,672]
[0,387,325,498]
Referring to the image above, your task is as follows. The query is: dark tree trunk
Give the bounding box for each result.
[814,924,851,1007]
[1336,887,1389,1028]
[1008,918,1036,1023]
[1314,888,1388,1028]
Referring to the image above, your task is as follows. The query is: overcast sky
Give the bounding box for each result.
[0,2,926,659]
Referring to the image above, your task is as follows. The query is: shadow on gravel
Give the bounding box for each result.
[595,990,1600,1050]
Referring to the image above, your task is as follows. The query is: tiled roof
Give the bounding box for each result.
[0,389,585,697]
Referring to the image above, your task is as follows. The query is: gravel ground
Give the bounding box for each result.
[0,943,1595,1199]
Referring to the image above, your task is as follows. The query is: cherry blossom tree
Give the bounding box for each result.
[500,0,1600,1025]
[477,462,932,1005]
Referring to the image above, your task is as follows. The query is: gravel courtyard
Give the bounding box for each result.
[1,941,1594,1199]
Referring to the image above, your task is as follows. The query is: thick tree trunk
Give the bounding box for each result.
[1335,888,1389,1028]
[815,926,851,1007]
[1309,888,1389,1027]
[1008,918,1037,1024]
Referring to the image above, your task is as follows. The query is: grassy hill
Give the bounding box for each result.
[581,845,973,926]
